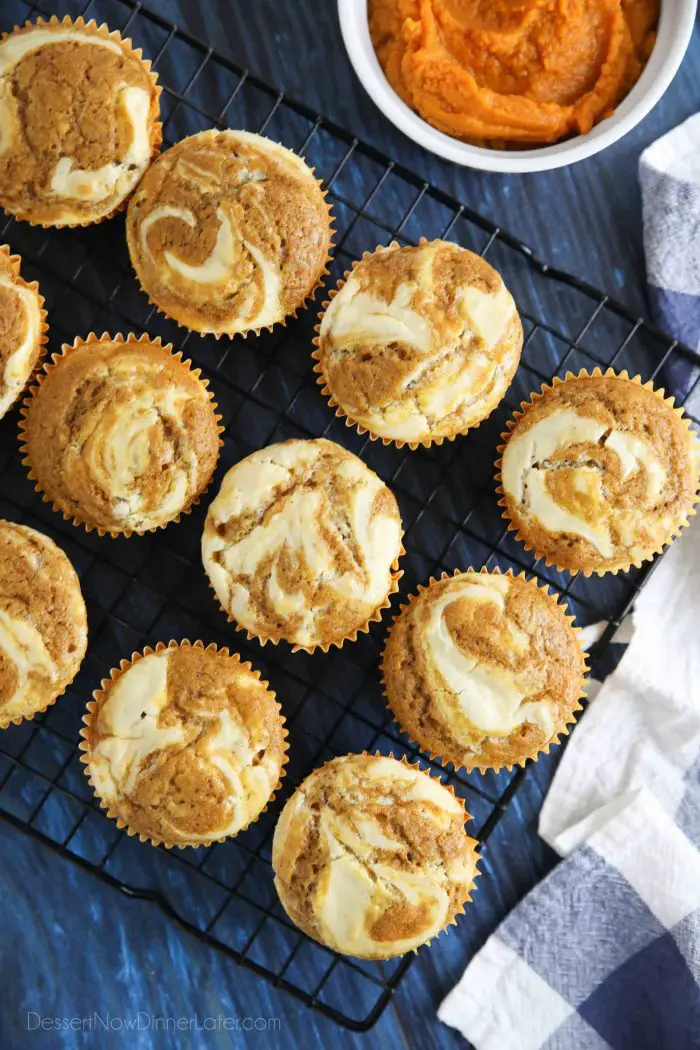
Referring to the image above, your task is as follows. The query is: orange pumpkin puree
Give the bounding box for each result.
[368,0,660,148]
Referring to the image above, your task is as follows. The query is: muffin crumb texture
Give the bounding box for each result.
[22,335,221,534]
[500,373,700,573]
[272,753,478,958]
[0,520,87,727]
[84,644,287,846]
[127,130,332,335]
[0,247,45,419]
[382,571,585,771]
[316,240,522,444]
[0,17,160,225]
[202,438,403,649]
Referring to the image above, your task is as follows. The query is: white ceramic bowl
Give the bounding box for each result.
[338,0,697,173]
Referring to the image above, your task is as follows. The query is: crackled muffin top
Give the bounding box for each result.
[0,247,44,419]
[382,571,585,771]
[272,753,478,959]
[316,241,522,444]
[22,335,221,534]
[0,520,87,727]
[201,438,403,649]
[500,373,700,574]
[84,644,287,846]
[126,130,332,335]
[0,17,160,226]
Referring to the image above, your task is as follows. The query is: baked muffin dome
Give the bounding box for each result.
[20,333,221,537]
[273,753,478,958]
[382,570,586,771]
[20,333,222,535]
[498,371,700,575]
[201,438,403,650]
[0,520,87,728]
[126,129,333,336]
[313,240,522,446]
[0,16,161,226]
[82,641,288,847]
[0,245,47,419]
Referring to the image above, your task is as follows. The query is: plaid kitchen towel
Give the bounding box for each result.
[439,119,700,1050]
[641,113,700,356]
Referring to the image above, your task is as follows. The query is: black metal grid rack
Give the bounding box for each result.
[1,0,699,1032]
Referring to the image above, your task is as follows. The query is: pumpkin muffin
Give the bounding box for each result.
[81,641,288,848]
[0,245,47,419]
[0,15,161,226]
[201,438,403,651]
[313,240,522,446]
[272,753,478,959]
[381,569,586,772]
[497,370,700,575]
[20,332,222,536]
[0,520,87,728]
[126,129,333,336]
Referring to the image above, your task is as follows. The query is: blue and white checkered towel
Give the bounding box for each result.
[439,121,700,1050]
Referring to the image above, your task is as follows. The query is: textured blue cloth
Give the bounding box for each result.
[439,119,700,1050]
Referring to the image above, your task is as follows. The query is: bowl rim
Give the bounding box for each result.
[338,0,698,173]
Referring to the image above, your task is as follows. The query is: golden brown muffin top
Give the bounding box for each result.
[84,643,287,846]
[126,130,332,335]
[382,570,585,771]
[272,753,478,958]
[21,334,221,535]
[0,17,160,226]
[0,246,45,420]
[0,520,87,726]
[500,373,700,574]
[316,240,522,444]
[202,438,403,649]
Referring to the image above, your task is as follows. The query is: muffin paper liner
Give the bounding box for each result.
[126,136,334,340]
[18,331,225,538]
[311,238,522,450]
[273,751,479,958]
[0,16,163,229]
[79,639,289,850]
[205,544,405,655]
[379,566,588,775]
[0,244,49,418]
[494,368,700,577]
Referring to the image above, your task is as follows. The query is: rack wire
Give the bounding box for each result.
[1,0,699,1032]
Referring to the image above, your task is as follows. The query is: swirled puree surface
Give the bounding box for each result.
[85,645,287,845]
[0,19,159,224]
[317,240,522,444]
[202,438,403,649]
[501,375,700,573]
[369,0,659,148]
[0,248,43,419]
[23,336,221,533]
[127,130,332,335]
[383,571,585,770]
[0,521,87,726]
[272,754,478,958]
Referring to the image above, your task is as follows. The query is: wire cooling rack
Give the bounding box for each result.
[1,0,699,1033]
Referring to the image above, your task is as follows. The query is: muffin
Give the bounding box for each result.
[202,438,403,651]
[126,129,333,336]
[20,332,223,536]
[497,370,700,575]
[313,240,522,447]
[0,16,161,226]
[0,520,87,728]
[0,245,48,419]
[80,641,288,848]
[381,569,586,772]
[272,753,479,959]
